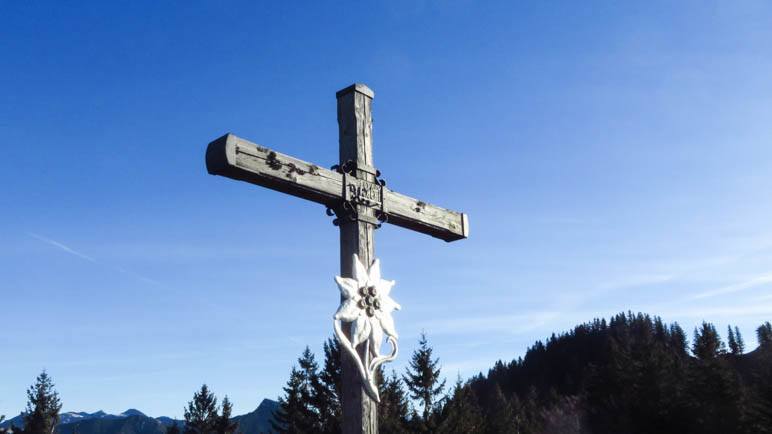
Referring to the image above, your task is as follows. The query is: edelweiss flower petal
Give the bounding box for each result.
[351,314,371,348]
[335,276,359,300]
[334,300,360,322]
[369,319,384,357]
[378,279,395,297]
[379,294,401,313]
[376,310,398,339]
[353,254,369,287]
[368,258,381,286]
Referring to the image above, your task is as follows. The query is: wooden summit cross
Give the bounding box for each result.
[205,83,468,434]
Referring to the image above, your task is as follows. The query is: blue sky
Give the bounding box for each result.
[3,0,772,417]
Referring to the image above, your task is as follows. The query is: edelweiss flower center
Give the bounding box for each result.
[358,285,381,317]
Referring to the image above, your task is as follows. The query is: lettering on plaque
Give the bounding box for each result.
[345,177,383,208]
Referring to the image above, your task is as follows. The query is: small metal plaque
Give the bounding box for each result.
[344,175,383,208]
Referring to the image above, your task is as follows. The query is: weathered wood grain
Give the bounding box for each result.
[206,133,343,206]
[383,190,468,242]
[337,84,379,434]
[206,133,468,242]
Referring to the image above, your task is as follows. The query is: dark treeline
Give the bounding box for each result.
[470,314,772,434]
[273,315,772,434]
[4,314,772,433]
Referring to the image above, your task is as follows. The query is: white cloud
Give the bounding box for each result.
[692,273,772,299]
[28,232,97,263]
[654,302,772,319]
[27,232,163,287]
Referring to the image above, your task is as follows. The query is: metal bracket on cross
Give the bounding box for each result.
[326,162,388,228]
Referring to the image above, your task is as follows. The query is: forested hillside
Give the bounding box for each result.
[272,313,772,434]
[467,313,772,434]
[4,313,771,433]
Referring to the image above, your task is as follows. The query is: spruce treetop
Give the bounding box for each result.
[758,321,772,347]
[184,384,219,434]
[692,322,726,360]
[403,332,446,424]
[23,370,62,434]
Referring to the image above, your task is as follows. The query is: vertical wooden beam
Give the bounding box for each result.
[337,83,378,434]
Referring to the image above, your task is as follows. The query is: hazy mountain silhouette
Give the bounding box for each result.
[0,400,278,434]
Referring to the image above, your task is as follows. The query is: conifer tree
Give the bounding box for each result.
[403,332,446,427]
[728,326,740,355]
[23,370,62,434]
[273,366,316,434]
[166,423,182,434]
[654,316,668,343]
[184,384,219,434]
[484,384,517,434]
[753,363,772,433]
[317,338,342,434]
[515,390,542,434]
[686,325,744,434]
[437,378,484,434]
[692,322,725,359]
[687,352,744,434]
[378,370,410,433]
[213,396,238,434]
[404,409,422,433]
[669,322,688,355]
[296,346,324,431]
[734,326,745,354]
[758,321,772,348]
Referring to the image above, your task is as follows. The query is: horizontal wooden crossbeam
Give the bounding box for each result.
[206,133,469,242]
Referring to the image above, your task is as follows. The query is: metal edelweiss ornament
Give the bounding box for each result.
[334,254,401,401]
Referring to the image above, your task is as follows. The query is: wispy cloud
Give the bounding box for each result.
[27,232,163,287]
[653,302,772,320]
[28,232,97,263]
[692,273,772,300]
[114,266,163,286]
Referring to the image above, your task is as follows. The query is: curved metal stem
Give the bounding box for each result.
[333,319,379,401]
[333,320,399,402]
[369,336,398,373]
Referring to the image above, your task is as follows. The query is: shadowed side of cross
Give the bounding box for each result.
[205,83,467,434]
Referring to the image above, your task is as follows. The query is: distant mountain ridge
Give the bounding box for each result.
[0,399,278,434]
[3,409,156,427]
